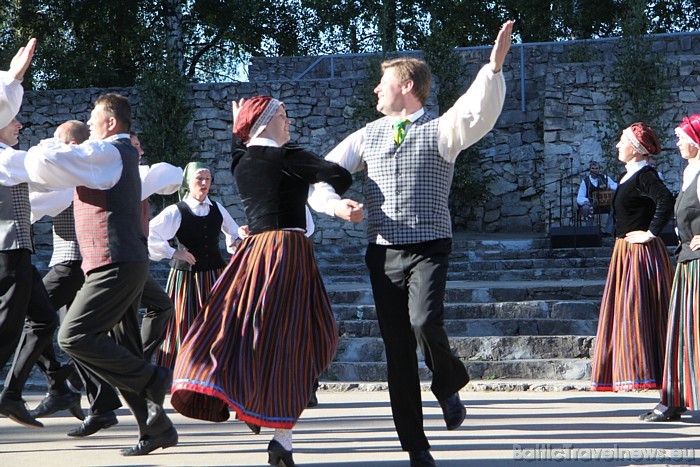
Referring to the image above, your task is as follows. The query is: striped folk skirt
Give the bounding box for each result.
[170,230,338,429]
[591,237,673,391]
[661,259,700,410]
[155,267,222,369]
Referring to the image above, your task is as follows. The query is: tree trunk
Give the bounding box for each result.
[162,0,185,72]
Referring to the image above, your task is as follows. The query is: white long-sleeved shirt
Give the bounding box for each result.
[0,142,30,187]
[0,72,23,129]
[29,162,182,223]
[139,163,183,200]
[24,135,127,190]
[148,196,240,261]
[29,189,74,223]
[307,64,506,216]
[576,175,618,206]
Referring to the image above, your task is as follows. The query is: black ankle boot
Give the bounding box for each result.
[267,439,295,466]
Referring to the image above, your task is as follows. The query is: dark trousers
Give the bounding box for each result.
[365,239,469,452]
[0,250,59,400]
[140,273,174,363]
[58,262,171,437]
[38,260,122,413]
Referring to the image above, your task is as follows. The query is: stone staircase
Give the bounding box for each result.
[314,234,613,390]
[11,233,617,392]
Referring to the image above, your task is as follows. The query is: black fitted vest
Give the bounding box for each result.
[170,201,226,272]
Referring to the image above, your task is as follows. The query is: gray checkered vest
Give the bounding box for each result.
[363,113,453,245]
[49,204,82,266]
[0,182,33,252]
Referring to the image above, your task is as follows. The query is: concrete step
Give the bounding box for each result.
[334,335,594,362]
[338,317,598,338]
[326,280,606,305]
[321,267,609,283]
[325,358,591,382]
[334,300,600,321]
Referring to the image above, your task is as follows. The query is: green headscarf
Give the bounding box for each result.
[179,161,212,201]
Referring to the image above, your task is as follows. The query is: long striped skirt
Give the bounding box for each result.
[170,230,338,429]
[660,259,700,409]
[155,267,222,369]
[590,237,673,391]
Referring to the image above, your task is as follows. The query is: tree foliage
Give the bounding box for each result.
[0,0,697,89]
[597,0,677,172]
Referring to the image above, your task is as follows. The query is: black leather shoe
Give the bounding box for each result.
[143,366,172,426]
[67,411,118,437]
[307,392,318,408]
[409,450,436,467]
[268,439,295,467]
[0,396,43,428]
[31,392,85,420]
[439,393,466,430]
[144,366,172,408]
[120,426,178,456]
[639,404,686,422]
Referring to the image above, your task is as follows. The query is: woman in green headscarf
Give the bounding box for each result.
[148,161,241,368]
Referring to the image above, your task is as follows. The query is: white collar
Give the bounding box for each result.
[624,159,648,175]
[104,133,131,143]
[391,107,425,123]
[184,195,212,207]
[0,142,11,150]
[248,137,280,148]
[391,108,424,124]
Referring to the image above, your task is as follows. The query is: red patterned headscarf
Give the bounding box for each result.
[233,96,284,144]
[623,122,661,156]
[675,114,700,149]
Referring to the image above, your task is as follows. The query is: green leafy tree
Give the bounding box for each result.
[136,59,194,172]
[598,0,677,170]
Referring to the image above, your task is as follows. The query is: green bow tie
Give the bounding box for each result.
[393,119,411,146]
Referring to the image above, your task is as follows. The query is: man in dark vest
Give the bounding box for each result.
[0,116,59,429]
[25,93,177,456]
[309,22,513,467]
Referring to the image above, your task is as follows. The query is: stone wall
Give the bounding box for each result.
[18,31,700,254]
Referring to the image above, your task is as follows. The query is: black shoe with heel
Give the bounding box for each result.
[409,450,436,467]
[120,426,178,456]
[267,439,295,467]
[439,393,466,430]
[67,411,118,437]
[638,404,686,422]
[31,392,84,420]
[0,396,43,428]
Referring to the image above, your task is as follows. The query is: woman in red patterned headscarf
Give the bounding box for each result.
[171,96,355,466]
[639,114,700,422]
[591,122,675,394]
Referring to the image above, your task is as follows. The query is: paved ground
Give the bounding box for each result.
[0,389,698,466]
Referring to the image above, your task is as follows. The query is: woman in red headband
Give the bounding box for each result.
[639,114,700,422]
[171,96,356,466]
[591,122,675,394]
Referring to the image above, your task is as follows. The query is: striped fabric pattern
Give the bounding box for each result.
[171,230,338,429]
[661,260,700,410]
[591,237,673,391]
[155,267,222,369]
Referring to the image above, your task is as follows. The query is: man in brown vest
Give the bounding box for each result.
[25,93,178,456]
